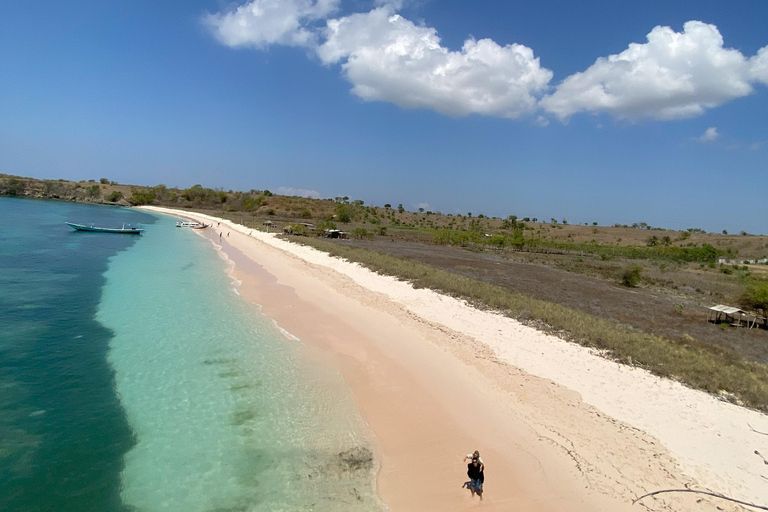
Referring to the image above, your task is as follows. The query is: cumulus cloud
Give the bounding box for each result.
[750,45,768,84]
[540,21,766,121]
[276,186,320,198]
[697,127,719,142]
[374,0,407,8]
[317,7,552,118]
[204,0,339,48]
[204,3,768,122]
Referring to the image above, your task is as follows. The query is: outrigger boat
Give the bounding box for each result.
[66,222,144,234]
[176,221,209,229]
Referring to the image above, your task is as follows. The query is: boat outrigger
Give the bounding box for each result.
[66,222,144,234]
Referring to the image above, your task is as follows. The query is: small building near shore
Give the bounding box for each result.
[298,222,316,231]
[707,304,762,328]
[325,229,347,239]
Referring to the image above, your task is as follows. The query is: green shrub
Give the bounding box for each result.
[352,228,373,240]
[106,190,123,202]
[291,224,308,236]
[128,190,155,205]
[243,195,265,211]
[621,266,643,287]
[336,204,352,223]
[742,281,768,315]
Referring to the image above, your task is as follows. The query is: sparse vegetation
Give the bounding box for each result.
[128,189,155,206]
[621,266,643,287]
[284,236,768,411]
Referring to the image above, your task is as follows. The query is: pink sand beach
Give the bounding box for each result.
[144,206,767,512]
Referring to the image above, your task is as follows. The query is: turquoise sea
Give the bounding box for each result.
[0,197,379,512]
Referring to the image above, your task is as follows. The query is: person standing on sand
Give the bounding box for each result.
[464,450,484,468]
[466,457,484,500]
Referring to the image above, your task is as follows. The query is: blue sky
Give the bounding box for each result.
[1,0,767,233]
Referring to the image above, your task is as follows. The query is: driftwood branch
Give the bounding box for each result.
[633,488,768,510]
[749,423,768,436]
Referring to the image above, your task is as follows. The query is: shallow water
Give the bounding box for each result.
[0,198,379,511]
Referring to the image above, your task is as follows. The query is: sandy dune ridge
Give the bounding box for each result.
[144,206,767,511]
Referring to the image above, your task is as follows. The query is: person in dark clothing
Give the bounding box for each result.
[466,457,484,500]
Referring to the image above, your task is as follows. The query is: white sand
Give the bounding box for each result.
[146,207,768,509]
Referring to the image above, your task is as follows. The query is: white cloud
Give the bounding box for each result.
[204,4,768,123]
[750,45,768,84]
[317,7,553,118]
[415,202,431,211]
[374,0,406,9]
[697,126,719,142]
[204,0,339,48]
[276,186,320,198]
[540,21,759,121]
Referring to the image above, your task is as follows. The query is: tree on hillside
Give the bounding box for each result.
[128,189,155,205]
[335,203,352,223]
[106,190,123,202]
[501,215,519,230]
[742,282,768,316]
